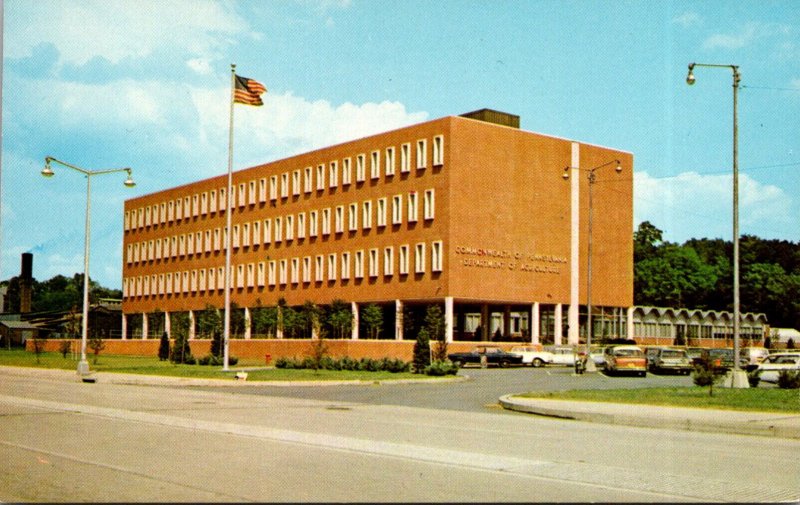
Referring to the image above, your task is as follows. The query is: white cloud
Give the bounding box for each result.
[703,22,790,51]
[634,171,794,242]
[672,11,701,28]
[5,0,254,67]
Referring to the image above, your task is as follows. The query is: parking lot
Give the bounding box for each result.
[200,365,697,413]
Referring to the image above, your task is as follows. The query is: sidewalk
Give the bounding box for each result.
[499,394,800,440]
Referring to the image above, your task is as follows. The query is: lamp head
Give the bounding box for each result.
[615,160,622,173]
[41,158,55,178]
[123,169,136,188]
[562,167,570,180]
[686,63,696,85]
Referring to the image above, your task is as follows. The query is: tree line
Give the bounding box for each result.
[3,224,799,330]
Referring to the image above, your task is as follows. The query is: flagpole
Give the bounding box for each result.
[223,63,235,371]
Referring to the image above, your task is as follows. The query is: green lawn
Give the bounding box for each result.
[517,387,800,413]
[0,350,435,382]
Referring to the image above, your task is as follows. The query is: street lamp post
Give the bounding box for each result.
[563,159,622,372]
[41,156,136,376]
[686,62,748,388]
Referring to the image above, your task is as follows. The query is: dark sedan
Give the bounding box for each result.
[447,346,524,368]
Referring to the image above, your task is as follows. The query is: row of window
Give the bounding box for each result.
[123,241,444,298]
[126,190,436,265]
[124,135,444,232]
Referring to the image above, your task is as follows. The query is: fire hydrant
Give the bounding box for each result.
[265,353,271,365]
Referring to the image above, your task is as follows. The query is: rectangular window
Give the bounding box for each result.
[401,142,411,173]
[292,170,301,196]
[368,248,379,277]
[362,200,372,229]
[376,197,387,227]
[274,216,282,243]
[335,205,344,234]
[207,268,215,292]
[321,208,331,235]
[253,221,261,244]
[168,200,175,221]
[342,157,352,185]
[263,219,272,244]
[217,190,226,214]
[200,192,208,215]
[431,240,443,272]
[316,164,325,190]
[171,236,178,257]
[408,192,418,222]
[370,150,380,179]
[145,206,152,227]
[433,134,444,166]
[285,214,294,241]
[385,147,395,176]
[178,234,186,256]
[399,244,410,275]
[257,262,265,287]
[173,200,181,221]
[341,252,351,280]
[297,212,306,239]
[232,224,240,249]
[238,183,246,208]
[315,255,324,282]
[249,180,257,205]
[242,223,251,247]
[392,194,403,225]
[247,263,255,288]
[269,175,278,201]
[327,253,337,281]
[304,166,313,193]
[303,256,311,283]
[348,203,358,231]
[279,259,288,285]
[281,173,289,199]
[209,190,217,213]
[268,261,277,286]
[329,161,338,188]
[356,153,366,182]
[291,257,299,285]
[258,178,267,203]
[415,243,426,273]
[416,139,427,169]
[237,265,245,288]
[423,189,435,220]
[384,247,394,276]
[309,210,318,237]
[354,250,364,279]
[203,231,211,254]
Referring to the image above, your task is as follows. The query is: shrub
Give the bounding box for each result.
[198,355,239,366]
[747,371,761,388]
[777,370,800,389]
[337,356,359,371]
[691,364,720,396]
[424,360,459,376]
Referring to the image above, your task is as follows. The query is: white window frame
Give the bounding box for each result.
[285,214,294,241]
[274,216,282,243]
[269,175,278,201]
[356,153,366,182]
[257,262,266,287]
[321,208,331,236]
[309,210,318,237]
[408,192,418,223]
[281,172,289,199]
[238,183,246,208]
[370,150,380,179]
[362,200,372,229]
[258,178,267,203]
[268,261,277,286]
[316,164,325,191]
[292,170,301,196]
[392,194,403,225]
[376,197,387,227]
[399,244,410,275]
[210,190,217,213]
[354,250,364,279]
[279,259,288,285]
[416,138,427,169]
[329,161,338,188]
[335,205,344,234]
[401,142,411,173]
[247,263,255,288]
[341,251,351,280]
[385,146,396,176]
[297,212,306,239]
[415,242,426,273]
[200,193,208,215]
[327,253,337,281]
[342,157,352,186]
[315,255,324,282]
[433,134,444,166]
[291,257,300,285]
[423,189,435,220]
[232,224,240,249]
[368,248,379,278]
[431,240,443,272]
[249,180,257,205]
[303,256,311,283]
[243,222,251,248]
[348,203,358,231]
[263,219,272,244]
[304,166,313,193]
[384,246,394,276]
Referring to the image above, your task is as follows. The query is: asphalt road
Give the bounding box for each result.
[196,365,697,412]
[2,367,798,502]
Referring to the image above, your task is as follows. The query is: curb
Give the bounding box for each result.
[499,395,800,440]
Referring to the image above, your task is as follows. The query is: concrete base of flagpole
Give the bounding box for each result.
[719,369,750,389]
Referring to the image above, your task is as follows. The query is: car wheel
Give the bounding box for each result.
[452,359,464,368]
[532,358,544,368]
[639,371,646,377]
[499,359,510,368]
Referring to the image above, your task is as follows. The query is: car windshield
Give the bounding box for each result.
[662,350,685,358]
[614,348,643,357]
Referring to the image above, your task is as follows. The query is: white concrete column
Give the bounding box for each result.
[141,312,149,340]
[395,300,404,340]
[531,302,540,345]
[554,304,563,345]
[121,313,128,340]
[244,307,252,340]
[351,302,359,340]
[165,312,171,339]
[276,305,284,339]
[188,310,195,340]
[568,141,581,346]
[627,306,635,342]
[445,297,454,344]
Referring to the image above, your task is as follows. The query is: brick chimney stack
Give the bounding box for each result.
[20,253,33,313]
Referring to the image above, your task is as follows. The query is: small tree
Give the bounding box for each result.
[361,304,383,339]
[158,332,170,361]
[691,358,721,396]
[326,299,353,339]
[31,336,46,364]
[59,338,72,359]
[169,312,194,364]
[424,305,448,362]
[412,327,431,373]
[306,330,330,373]
[88,333,105,365]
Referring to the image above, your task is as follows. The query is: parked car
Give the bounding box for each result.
[685,347,705,365]
[542,345,578,366]
[742,347,770,371]
[603,345,647,377]
[754,352,800,383]
[647,347,692,375]
[447,346,524,368]
[509,346,554,367]
[696,348,748,373]
[588,345,606,367]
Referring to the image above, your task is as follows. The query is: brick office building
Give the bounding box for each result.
[121,110,633,348]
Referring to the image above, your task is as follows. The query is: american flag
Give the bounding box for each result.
[234,75,267,106]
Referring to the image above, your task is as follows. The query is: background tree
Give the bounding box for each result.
[158,332,170,361]
[361,304,383,339]
[251,299,278,337]
[169,312,194,364]
[424,304,448,361]
[88,333,105,364]
[412,328,431,373]
[325,299,353,339]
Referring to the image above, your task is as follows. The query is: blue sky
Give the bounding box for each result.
[2,0,798,289]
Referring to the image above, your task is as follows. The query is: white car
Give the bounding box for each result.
[755,352,800,383]
[542,345,578,366]
[509,346,554,367]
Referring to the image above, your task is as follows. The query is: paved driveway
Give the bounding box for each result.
[195,366,695,412]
